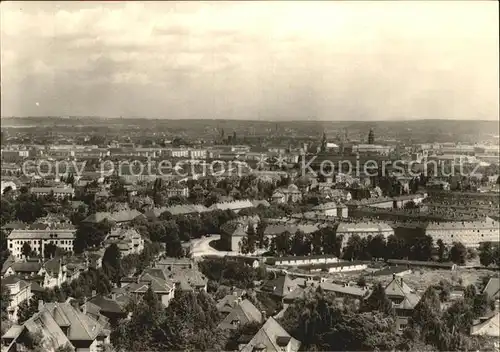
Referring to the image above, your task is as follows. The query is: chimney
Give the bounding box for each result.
[261,310,267,323]
[400,277,404,285]
[38,300,44,311]
[111,292,117,301]
[92,290,96,297]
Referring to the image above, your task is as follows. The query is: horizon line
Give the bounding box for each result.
[1,116,499,123]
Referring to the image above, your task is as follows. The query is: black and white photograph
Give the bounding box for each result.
[0,1,499,351]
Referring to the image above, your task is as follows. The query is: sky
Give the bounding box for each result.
[1,1,499,121]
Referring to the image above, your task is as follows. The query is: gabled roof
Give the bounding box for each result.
[11,261,42,273]
[470,311,500,336]
[216,294,241,313]
[1,255,16,274]
[262,275,297,298]
[483,278,500,300]
[240,317,301,352]
[82,212,115,223]
[88,296,125,314]
[384,276,421,309]
[217,299,262,330]
[43,302,106,341]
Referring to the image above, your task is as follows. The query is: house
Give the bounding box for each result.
[384,275,421,331]
[312,202,339,216]
[85,294,129,324]
[4,259,44,278]
[271,184,302,204]
[483,278,500,301]
[165,185,189,198]
[217,299,262,330]
[470,311,499,337]
[104,228,144,256]
[318,281,369,300]
[2,275,32,322]
[119,270,175,308]
[217,293,245,314]
[1,301,110,352]
[240,317,301,352]
[261,274,298,298]
[1,255,16,278]
[159,263,208,292]
[42,258,67,288]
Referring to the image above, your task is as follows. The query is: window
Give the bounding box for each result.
[399,324,407,330]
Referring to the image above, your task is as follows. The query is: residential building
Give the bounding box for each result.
[424,216,500,248]
[2,275,32,322]
[29,186,75,199]
[318,281,369,300]
[165,185,189,198]
[336,221,394,248]
[384,275,421,332]
[104,228,144,256]
[240,317,301,352]
[261,274,298,299]
[7,224,76,259]
[1,301,111,352]
[271,184,302,203]
[119,269,175,307]
[217,299,262,330]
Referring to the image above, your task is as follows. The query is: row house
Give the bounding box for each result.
[29,186,75,199]
[311,202,348,218]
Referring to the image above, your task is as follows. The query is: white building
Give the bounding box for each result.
[7,226,76,259]
[425,216,500,248]
[336,221,394,248]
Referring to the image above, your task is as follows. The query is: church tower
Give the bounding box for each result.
[320,132,327,152]
[368,128,375,144]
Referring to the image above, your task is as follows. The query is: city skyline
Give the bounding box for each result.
[1,1,499,121]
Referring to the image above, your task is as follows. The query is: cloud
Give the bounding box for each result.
[0,1,498,120]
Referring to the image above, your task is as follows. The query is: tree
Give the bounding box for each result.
[255,220,268,249]
[478,242,495,267]
[436,239,446,262]
[17,296,39,323]
[363,282,393,314]
[1,284,11,322]
[449,242,467,265]
[21,242,33,258]
[102,244,122,284]
[44,243,57,259]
